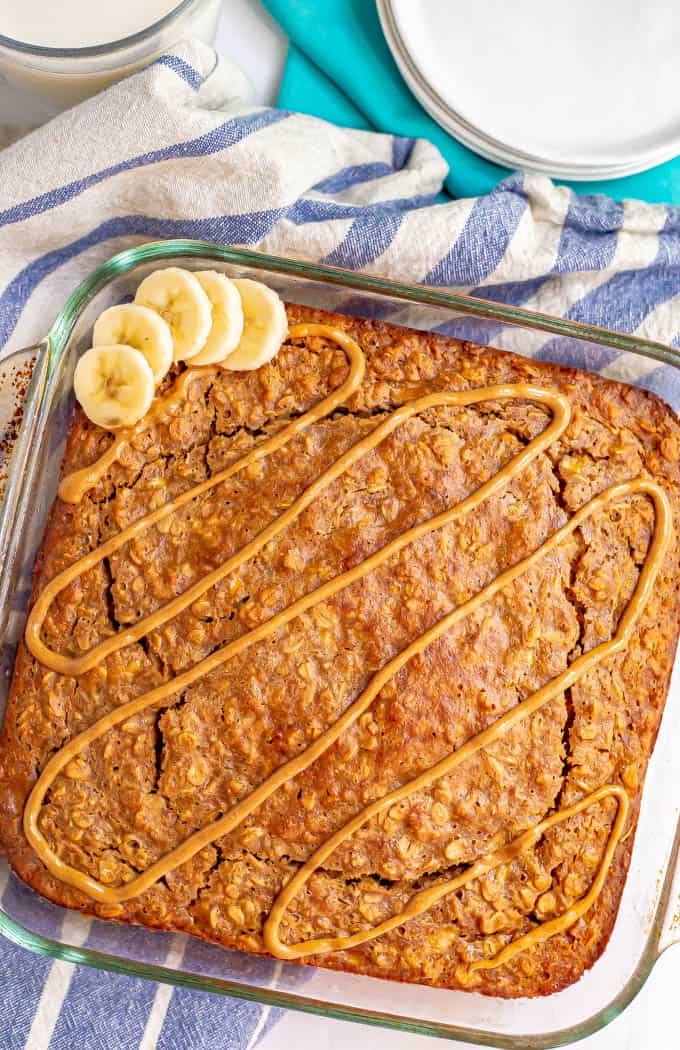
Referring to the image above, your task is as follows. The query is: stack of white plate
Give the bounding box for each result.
[377,0,680,180]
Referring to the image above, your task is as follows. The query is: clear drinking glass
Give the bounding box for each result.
[0,0,221,122]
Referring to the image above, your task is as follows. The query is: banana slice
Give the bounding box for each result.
[92,303,173,384]
[223,279,288,371]
[188,271,244,365]
[134,267,212,362]
[74,345,155,429]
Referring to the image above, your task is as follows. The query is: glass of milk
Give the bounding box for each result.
[0,0,221,122]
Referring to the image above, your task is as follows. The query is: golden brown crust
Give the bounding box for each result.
[0,305,679,996]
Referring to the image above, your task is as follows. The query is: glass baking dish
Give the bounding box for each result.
[0,240,679,1048]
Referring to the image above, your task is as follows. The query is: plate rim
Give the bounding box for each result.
[377,0,680,181]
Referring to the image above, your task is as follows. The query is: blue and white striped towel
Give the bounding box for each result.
[1,36,679,1050]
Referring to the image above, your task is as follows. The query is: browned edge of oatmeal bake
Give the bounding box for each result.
[0,304,679,998]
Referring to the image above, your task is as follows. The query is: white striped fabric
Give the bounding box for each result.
[24,916,93,1050]
[1,35,679,1050]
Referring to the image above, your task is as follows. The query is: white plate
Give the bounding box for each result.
[378,0,680,180]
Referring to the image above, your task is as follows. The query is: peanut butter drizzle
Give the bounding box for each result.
[27,325,366,676]
[57,365,220,506]
[22,323,673,980]
[265,784,629,973]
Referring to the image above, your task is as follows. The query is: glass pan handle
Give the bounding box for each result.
[0,340,50,642]
[659,821,680,953]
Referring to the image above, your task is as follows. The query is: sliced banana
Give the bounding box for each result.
[223,279,288,371]
[188,271,244,366]
[92,303,173,384]
[74,345,155,429]
[134,267,212,362]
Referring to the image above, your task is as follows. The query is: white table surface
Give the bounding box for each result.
[1,2,678,1047]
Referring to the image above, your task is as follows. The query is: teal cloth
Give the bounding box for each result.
[263,0,680,204]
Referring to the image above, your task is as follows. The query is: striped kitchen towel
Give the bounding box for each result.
[0,35,679,1050]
